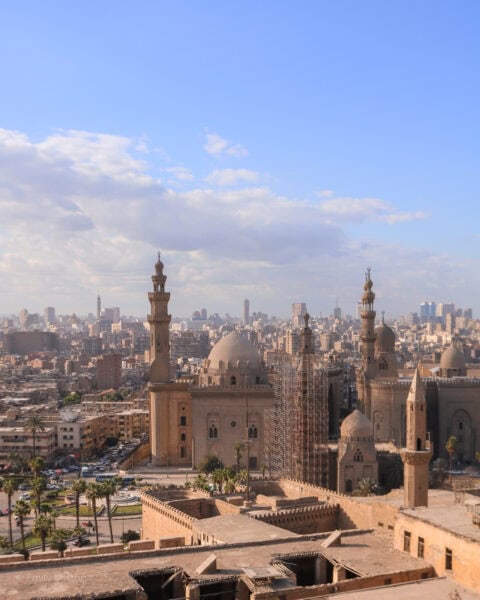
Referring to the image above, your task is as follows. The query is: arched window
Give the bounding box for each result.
[353,449,363,463]
[230,376,236,386]
[248,425,258,439]
[379,358,388,370]
[208,424,218,439]
[180,433,186,442]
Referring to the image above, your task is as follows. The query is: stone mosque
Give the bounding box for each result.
[356,269,480,464]
[148,254,274,470]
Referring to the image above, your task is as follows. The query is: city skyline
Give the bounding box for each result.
[1,2,479,317]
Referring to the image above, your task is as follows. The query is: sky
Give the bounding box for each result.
[0,1,479,319]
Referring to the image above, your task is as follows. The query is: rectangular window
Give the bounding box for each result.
[180,416,187,426]
[180,446,186,458]
[403,531,411,553]
[417,537,424,558]
[445,548,453,570]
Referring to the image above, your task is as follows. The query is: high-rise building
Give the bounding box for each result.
[243,299,250,326]
[291,302,307,328]
[97,292,101,320]
[19,308,28,329]
[44,306,56,324]
[96,352,122,390]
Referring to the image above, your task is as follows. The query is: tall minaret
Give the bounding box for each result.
[97,291,101,320]
[400,367,433,507]
[147,253,171,383]
[360,268,377,379]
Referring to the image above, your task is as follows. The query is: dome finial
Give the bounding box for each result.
[381,310,385,324]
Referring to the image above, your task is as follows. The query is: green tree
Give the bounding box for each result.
[50,529,70,558]
[446,436,458,484]
[14,499,31,552]
[25,416,45,459]
[99,479,118,543]
[352,478,379,497]
[199,455,224,474]
[233,442,244,473]
[85,483,102,545]
[71,478,87,530]
[2,476,18,547]
[62,392,82,406]
[33,514,54,551]
[31,476,47,518]
[28,456,45,477]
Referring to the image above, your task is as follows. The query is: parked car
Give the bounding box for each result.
[73,537,91,547]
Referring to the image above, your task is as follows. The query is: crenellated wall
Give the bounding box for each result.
[251,504,339,534]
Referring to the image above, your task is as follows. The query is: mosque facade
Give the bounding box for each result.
[356,271,480,463]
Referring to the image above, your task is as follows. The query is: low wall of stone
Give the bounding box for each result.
[252,504,339,535]
[141,491,196,545]
[118,441,151,470]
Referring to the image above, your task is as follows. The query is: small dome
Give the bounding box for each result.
[375,319,395,353]
[440,345,466,371]
[155,253,164,275]
[341,409,373,440]
[207,330,261,370]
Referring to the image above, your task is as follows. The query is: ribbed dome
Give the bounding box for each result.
[207,331,261,370]
[341,409,373,440]
[440,345,466,371]
[375,321,395,353]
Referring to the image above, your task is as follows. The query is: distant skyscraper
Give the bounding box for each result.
[19,308,28,330]
[97,292,101,320]
[44,306,56,324]
[291,302,307,328]
[333,301,342,320]
[243,299,250,326]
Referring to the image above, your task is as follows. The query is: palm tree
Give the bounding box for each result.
[45,505,60,531]
[233,441,244,473]
[446,435,458,484]
[3,476,18,548]
[71,478,87,530]
[352,477,379,496]
[85,483,101,545]
[31,476,47,518]
[28,457,44,477]
[25,416,45,459]
[99,479,118,543]
[33,514,53,551]
[14,499,31,553]
[50,529,69,558]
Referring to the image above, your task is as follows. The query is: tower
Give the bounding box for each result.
[291,314,329,487]
[243,298,250,326]
[97,292,101,321]
[400,367,433,507]
[148,253,171,384]
[360,268,376,380]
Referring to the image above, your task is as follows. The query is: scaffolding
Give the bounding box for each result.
[269,352,329,487]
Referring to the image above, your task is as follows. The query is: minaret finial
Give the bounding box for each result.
[381,310,385,324]
[304,312,310,328]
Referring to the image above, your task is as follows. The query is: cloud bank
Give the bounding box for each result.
[0,127,459,318]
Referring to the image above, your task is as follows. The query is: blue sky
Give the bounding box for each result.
[0,1,479,318]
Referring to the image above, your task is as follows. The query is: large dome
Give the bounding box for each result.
[375,320,395,353]
[340,409,373,440]
[440,345,466,371]
[207,330,261,370]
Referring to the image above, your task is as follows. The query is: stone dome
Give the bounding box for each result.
[375,320,395,353]
[340,409,373,440]
[207,330,261,370]
[440,345,466,371]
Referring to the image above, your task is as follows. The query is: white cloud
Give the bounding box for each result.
[204,133,248,158]
[205,169,260,186]
[164,166,194,181]
[318,197,429,224]
[0,127,461,318]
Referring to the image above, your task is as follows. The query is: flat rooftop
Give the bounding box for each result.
[0,531,430,599]
[193,514,299,543]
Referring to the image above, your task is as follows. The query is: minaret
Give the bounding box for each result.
[291,313,329,487]
[147,253,171,383]
[96,292,101,320]
[400,367,433,507]
[360,268,376,379]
